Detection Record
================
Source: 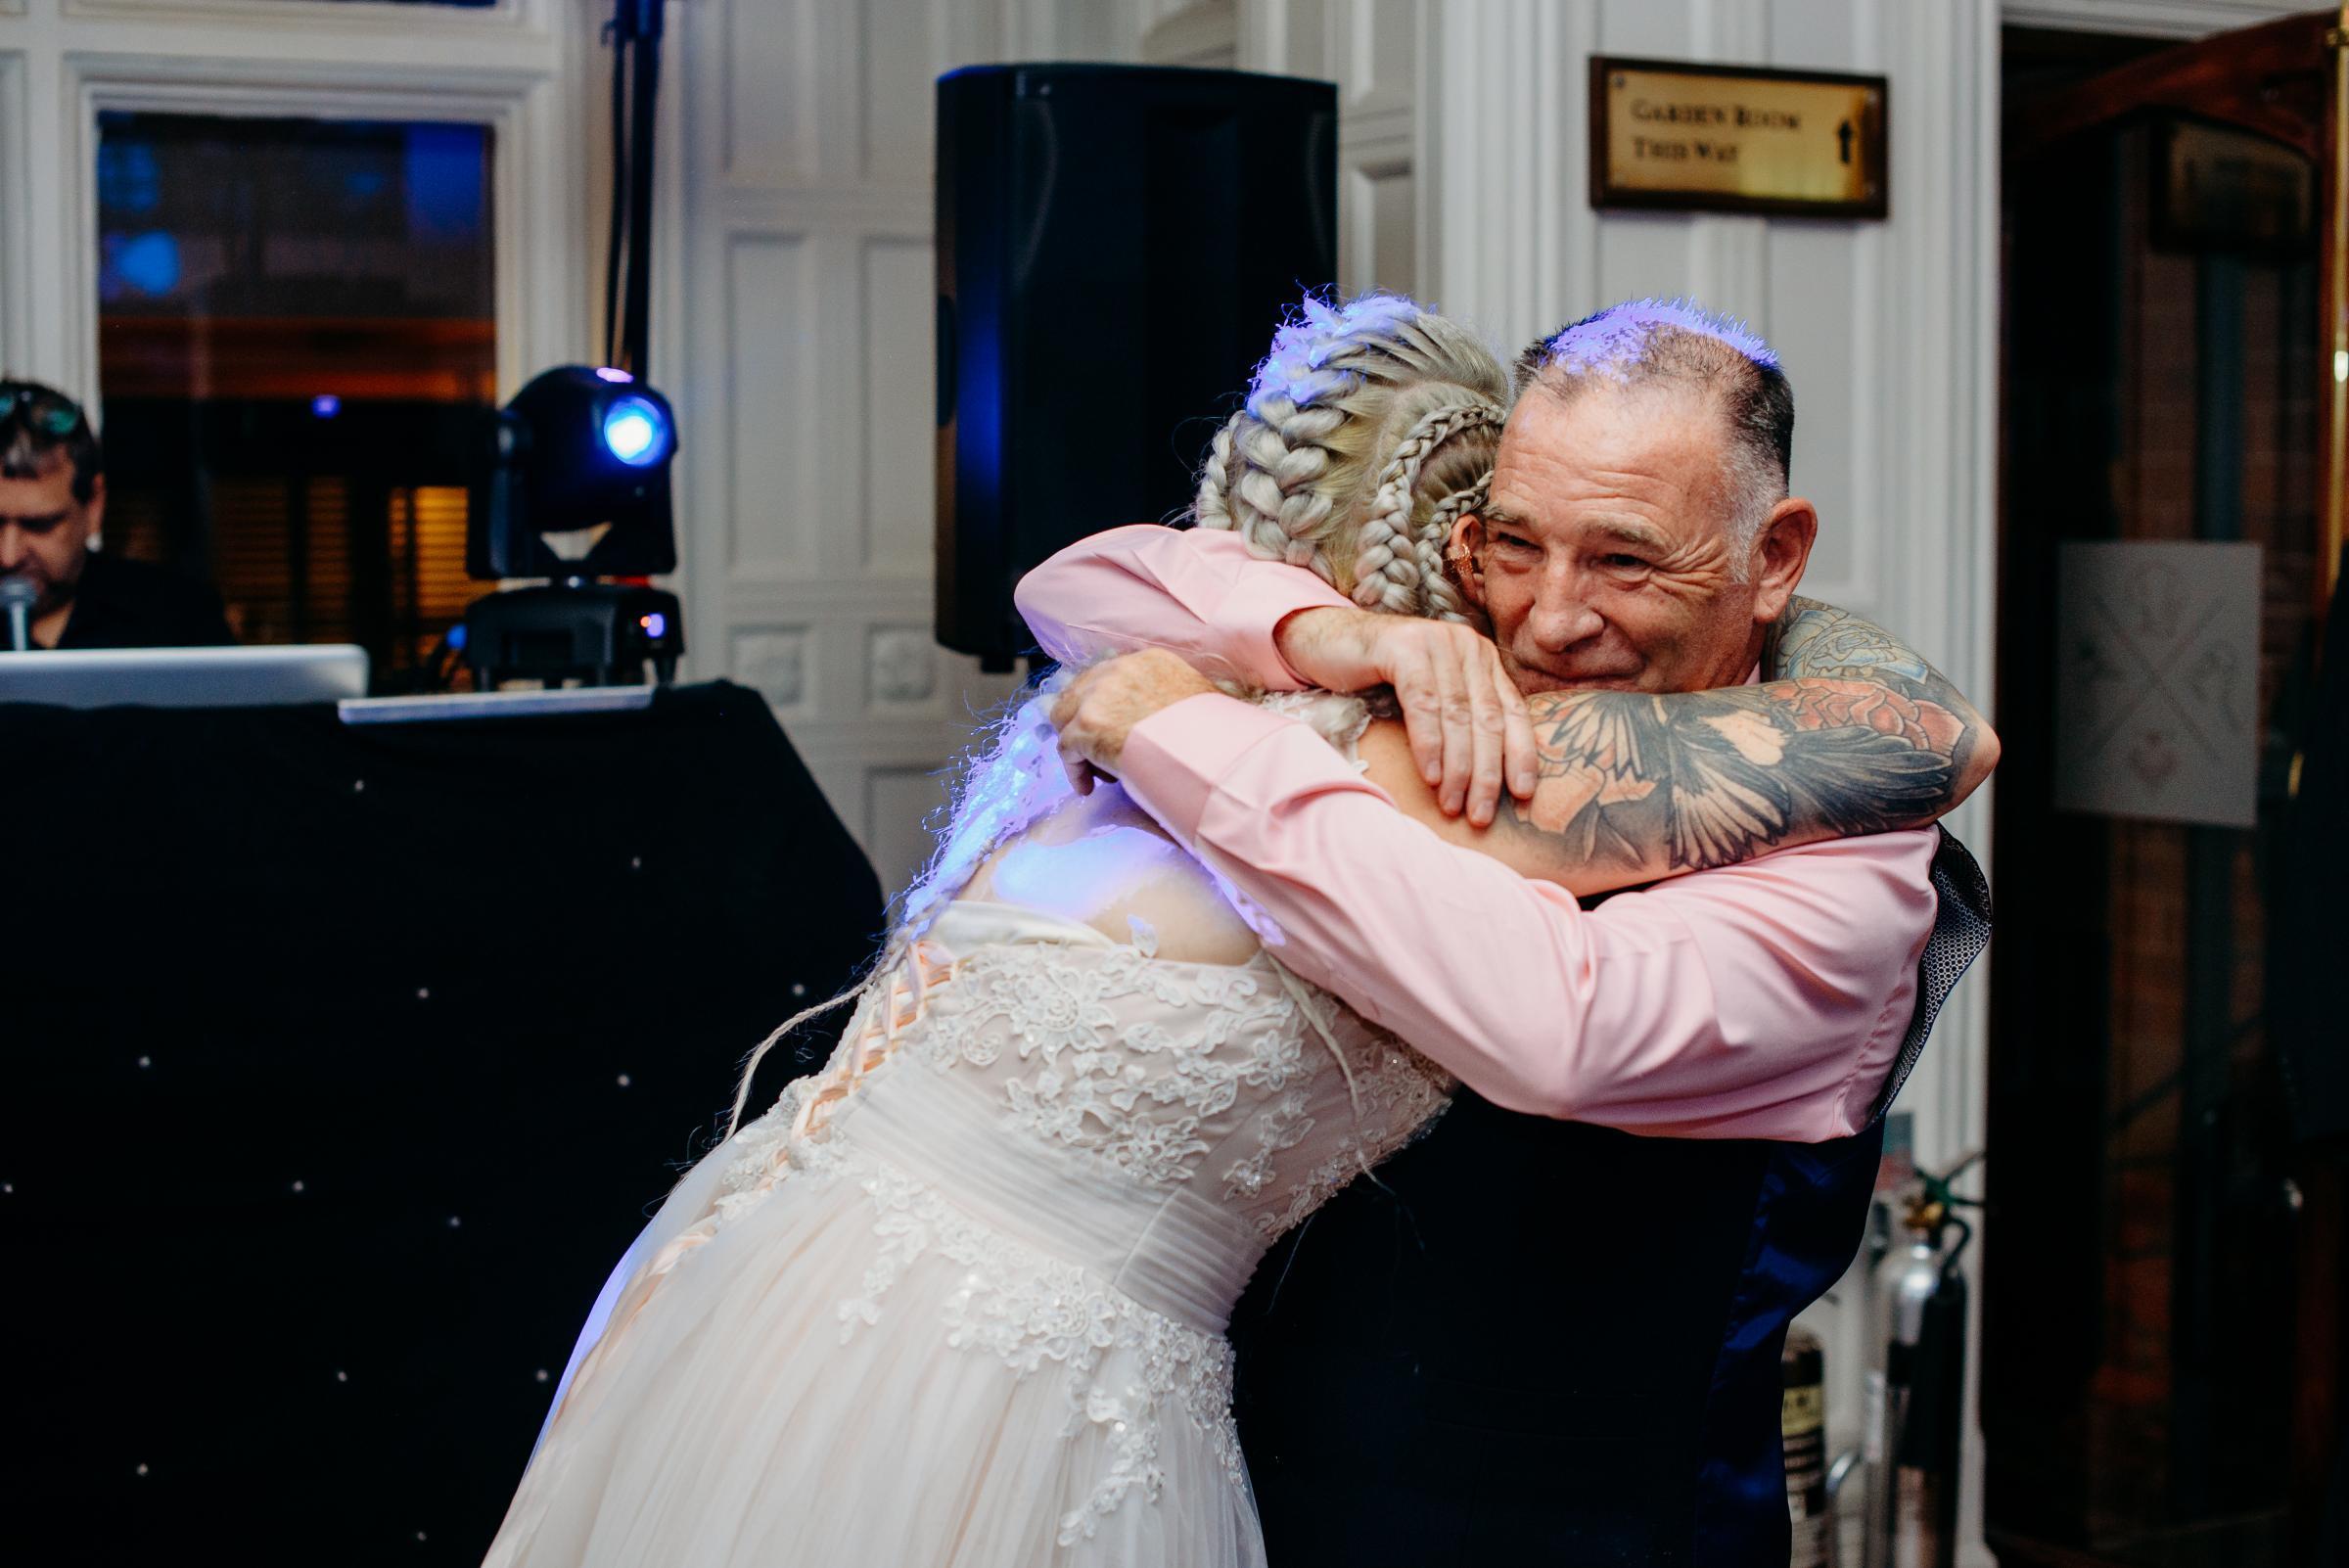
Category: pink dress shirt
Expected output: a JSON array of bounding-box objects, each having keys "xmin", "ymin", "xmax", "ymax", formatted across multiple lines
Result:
[{"xmin": 1014, "ymin": 525, "xmax": 1941, "ymax": 1143}]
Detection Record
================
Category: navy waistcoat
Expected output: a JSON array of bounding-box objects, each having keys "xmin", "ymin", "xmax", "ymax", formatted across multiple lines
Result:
[{"xmin": 1228, "ymin": 828, "xmax": 1991, "ymax": 1566}]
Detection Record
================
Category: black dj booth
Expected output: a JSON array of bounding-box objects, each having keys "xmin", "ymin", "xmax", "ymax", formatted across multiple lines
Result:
[{"xmin": 3, "ymin": 682, "xmax": 884, "ymax": 1563}]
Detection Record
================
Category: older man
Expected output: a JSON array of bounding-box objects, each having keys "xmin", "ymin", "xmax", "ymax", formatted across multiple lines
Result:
[{"xmin": 1023, "ymin": 301, "xmax": 1992, "ymax": 1565}]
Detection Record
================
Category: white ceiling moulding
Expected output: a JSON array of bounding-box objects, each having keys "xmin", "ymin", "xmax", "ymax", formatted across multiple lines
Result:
[
  {"xmin": 59, "ymin": 51, "xmax": 586, "ymax": 412},
  {"xmin": 1141, "ymin": 0, "xmax": 1238, "ymax": 69},
  {"xmin": 2001, "ymin": 0, "xmax": 2306, "ymax": 38},
  {"xmin": 61, "ymin": 0, "xmax": 550, "ymax": 36}
]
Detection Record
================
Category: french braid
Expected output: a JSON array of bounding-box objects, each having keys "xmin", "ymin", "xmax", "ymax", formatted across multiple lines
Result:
[
  {"xmin": 1192, "ymin": 293, "xmax": 1507, "ymax": 623},
  {"xmin": 1348, "ymin": 398, "xmax": 1503, "ymax": 616},
  {"xmin": 1415, "ymin": 471, "xmax": 1491, "ymax": 623}
]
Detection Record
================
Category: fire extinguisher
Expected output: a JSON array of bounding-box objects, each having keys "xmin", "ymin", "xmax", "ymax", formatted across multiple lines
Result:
[{"xmin": 1861, "ymin": 1154, "xmax": 1979, "ymax": 1568}]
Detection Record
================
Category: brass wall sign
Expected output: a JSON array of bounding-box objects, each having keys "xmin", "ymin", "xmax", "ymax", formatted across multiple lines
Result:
[{"xmin": 1589, "ymin": 57, "xmax": 1888, "ymax": 218}]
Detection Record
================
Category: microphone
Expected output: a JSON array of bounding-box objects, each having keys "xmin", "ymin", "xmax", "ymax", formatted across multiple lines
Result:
[{"xmin": 0, "ymin": 575, "xmax": 37, "ymax": 651}]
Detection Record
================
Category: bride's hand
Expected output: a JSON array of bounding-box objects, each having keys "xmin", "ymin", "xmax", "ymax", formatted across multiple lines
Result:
[
  {"xmin": 1275, "ymin": 606, "xmax": 1537, "ymax": 827},
  {"xmin": 1048, "ymin": 649, "xmax": 1221, "ymax": 795}
]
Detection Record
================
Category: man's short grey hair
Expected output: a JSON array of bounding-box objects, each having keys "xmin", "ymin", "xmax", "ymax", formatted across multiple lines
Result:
[{"xmin": 1512, "ymin": 299, "xmax": 1793, "ymax": 579}]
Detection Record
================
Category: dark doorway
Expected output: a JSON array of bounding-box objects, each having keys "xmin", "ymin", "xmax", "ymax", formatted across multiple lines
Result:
[{"xmin": 1992, "ymin": 16, "xmax": 2345, "ymax": 1567}]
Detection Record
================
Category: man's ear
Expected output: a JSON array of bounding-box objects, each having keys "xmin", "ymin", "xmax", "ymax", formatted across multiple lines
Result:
[
  {"xmin": 1750, "ymin": 495, "xmax": 1817, "ymax": 623},
  {"xmin": 1448, "ymin": 513, "xmax": 1489, "ymax": 612}
]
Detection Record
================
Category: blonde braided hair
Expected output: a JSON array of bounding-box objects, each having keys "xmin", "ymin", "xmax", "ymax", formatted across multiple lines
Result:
[
  {"xmin": 1192, "ymin": 293, "xmax": 1507, "ymax": 622},
  {"xmin": 1349, "ymin": 398, "xmax": 1502, "ymax": 615}
]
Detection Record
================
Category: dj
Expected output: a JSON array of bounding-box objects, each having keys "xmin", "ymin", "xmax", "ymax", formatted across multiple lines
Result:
[{"xmin": 0, "ymin": 379, "xmax": 233, "ymax": 651}]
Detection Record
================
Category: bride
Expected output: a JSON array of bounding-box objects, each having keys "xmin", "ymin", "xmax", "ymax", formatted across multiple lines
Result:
[{"xmin": 481, "ymin": 294, "xmax": 1991, "ymax": 1566}]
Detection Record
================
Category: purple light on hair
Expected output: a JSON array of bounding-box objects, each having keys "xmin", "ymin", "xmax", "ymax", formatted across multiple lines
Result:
[
  {"xmin": 1247, "ymin": 291, "xmax": 1426, "ymax": 414},
  {"xmin": 593, "ymin": 366, "xmax": 633, "ymax": 383},
  {"xmin": 1536, "ymin": 297, "xmax": 1779, "ymax": 382}
]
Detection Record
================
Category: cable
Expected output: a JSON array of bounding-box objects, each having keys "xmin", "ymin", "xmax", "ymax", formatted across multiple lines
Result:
[
  {"xmin": 601, "ymin": 0, "xmax": 667, "ymax": 378},
  {"xmin": 603, "ymin": 10, "xmax": 629, "ymax": 366},
  {"xmin": 622, "ymin": 0, "xmax": 664, "ymax": 376}
]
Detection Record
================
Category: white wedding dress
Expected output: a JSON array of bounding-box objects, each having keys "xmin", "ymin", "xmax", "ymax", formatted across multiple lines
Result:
[{"xmin": 483, "ymin": 700, "xmax": 1453, "ymax": 1567}]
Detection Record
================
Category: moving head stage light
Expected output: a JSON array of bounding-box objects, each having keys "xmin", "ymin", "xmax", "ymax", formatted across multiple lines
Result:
[
  {"xmin": 462, "ymin": 365, "xmax": 686, "ymax": 688},
  {"xmin": 459, "ymin": 3, "xmax": 679, "ymax": 691}
]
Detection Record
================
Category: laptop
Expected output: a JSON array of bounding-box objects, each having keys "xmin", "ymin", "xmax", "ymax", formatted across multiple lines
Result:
[{"xmin": 0, "ymin": 644, "xmax": 371, "ymax": 709}]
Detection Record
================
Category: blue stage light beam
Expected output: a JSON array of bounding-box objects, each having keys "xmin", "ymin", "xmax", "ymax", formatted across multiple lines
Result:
[{"xmin": 601, "ymin": 394, "xmax": 670, "ymax": 467}]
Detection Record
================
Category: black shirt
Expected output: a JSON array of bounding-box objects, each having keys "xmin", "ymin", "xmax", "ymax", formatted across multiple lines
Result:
[{"xmin": 54, "ymin": 550, "xmax": 235, "ymax": 650}]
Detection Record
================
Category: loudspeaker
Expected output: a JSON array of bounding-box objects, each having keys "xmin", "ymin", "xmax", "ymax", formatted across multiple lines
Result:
[{"xmin": 936, "ymin": 64, "xmax": 1338, "ymax": 669}]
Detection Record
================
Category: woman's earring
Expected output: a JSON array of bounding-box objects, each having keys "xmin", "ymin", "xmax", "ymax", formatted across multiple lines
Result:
[{"xmin": 1446, "ymin": 541, "xmax": 1479, "ymax": 593}]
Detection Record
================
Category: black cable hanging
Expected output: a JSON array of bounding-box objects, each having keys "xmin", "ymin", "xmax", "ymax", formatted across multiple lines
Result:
[
  {"xmin": 602, "ymin": 7, "xmax": 629, "ymax": 366},
  {"xmin": 604, "ymin": 0, "xmax": 668, "ymax": 377}
]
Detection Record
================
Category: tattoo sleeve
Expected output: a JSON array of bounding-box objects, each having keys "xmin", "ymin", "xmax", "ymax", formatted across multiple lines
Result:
[{"xmin": 1497, "ymin": 597, "xmax": 1995, "ymax": 883}]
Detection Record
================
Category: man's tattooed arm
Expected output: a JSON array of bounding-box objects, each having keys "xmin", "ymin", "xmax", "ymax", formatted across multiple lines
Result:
[{"xmin": 1489, "ymin": 598, "xmax": 1998, "ymax": 891}]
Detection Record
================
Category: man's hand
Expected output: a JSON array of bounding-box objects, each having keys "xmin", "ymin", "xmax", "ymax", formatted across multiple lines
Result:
[
  {"xmin": 1048, "ymin": 649, "xmax": 1221, "ymax": 795},
  {"xmin": 1276, "ymin": 606, "xmax": 1536, "ymax": 825}
]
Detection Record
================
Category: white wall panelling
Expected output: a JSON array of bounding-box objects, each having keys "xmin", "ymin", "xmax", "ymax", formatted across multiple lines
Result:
[
  {"xmin": 718, "ymin": 231, "xmax": 818, "ymax": 578},
  {"xmin": 860, "ymin": 236, "xmax": 939, "ymax": 576},
  {"xmin": 867, "ymin": 623, "xmax": 943, "ymax": 711},
  {"xmin": 1334, "ymin": 1, "xmax": 1420, "ymax": 295},
  {"xmin": 722, "ymin": 0, "xmax": 819, "ymax": 184},
  {"xmin": 1235, "ymin": 1, "xmax": 1422, "ymax": 295},
  {"xmin": 1141, "ymin": 0, "xmax": 1238, "ymax": 67},
  {"xmin": 731, "ymin": 625, "xmax": 812, "ymax": 714},
  {"xmin": 675, "ymin": 0, "xmax": 1068, "ymax": 899},
  {"xmin": 1346, "ymin": 155, "xmax": 1416, "ymax": 297},
  {"xmin": 863, "ymin": 760, "xmax": 959, "ymax": 915}
]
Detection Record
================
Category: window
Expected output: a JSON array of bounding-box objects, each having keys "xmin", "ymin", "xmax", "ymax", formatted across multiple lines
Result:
[{"xmin": 96, "ymin": 111, "xmax": 494, "ymax": 689}]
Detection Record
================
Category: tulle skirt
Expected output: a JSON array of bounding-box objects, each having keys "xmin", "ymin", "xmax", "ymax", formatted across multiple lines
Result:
[{"xmin": 480, "ymin": 1081, "xmax": 1267, "ymax": 1568}]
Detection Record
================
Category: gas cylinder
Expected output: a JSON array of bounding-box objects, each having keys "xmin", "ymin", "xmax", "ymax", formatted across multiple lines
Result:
[{"xmin": 1861, "ymin": 1189, "xmax": 1969, "ymax": 1568}]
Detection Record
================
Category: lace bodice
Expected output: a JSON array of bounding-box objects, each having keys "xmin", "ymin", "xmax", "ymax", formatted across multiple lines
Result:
[
  {"xmin": 886, "ymin": 901, "xmax": 1449, "ymax": 1238},
  {"xmin": 785, "ymin": 683, "xmax": 1450, "ymax": 1264},
  {"xmin": 642, "ymin": 693, "xmax": 1449, "ymax": 1545},
  {"xmin": 718, "ymin": 901, "xmax": 1451, "ymax": 1276}
]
